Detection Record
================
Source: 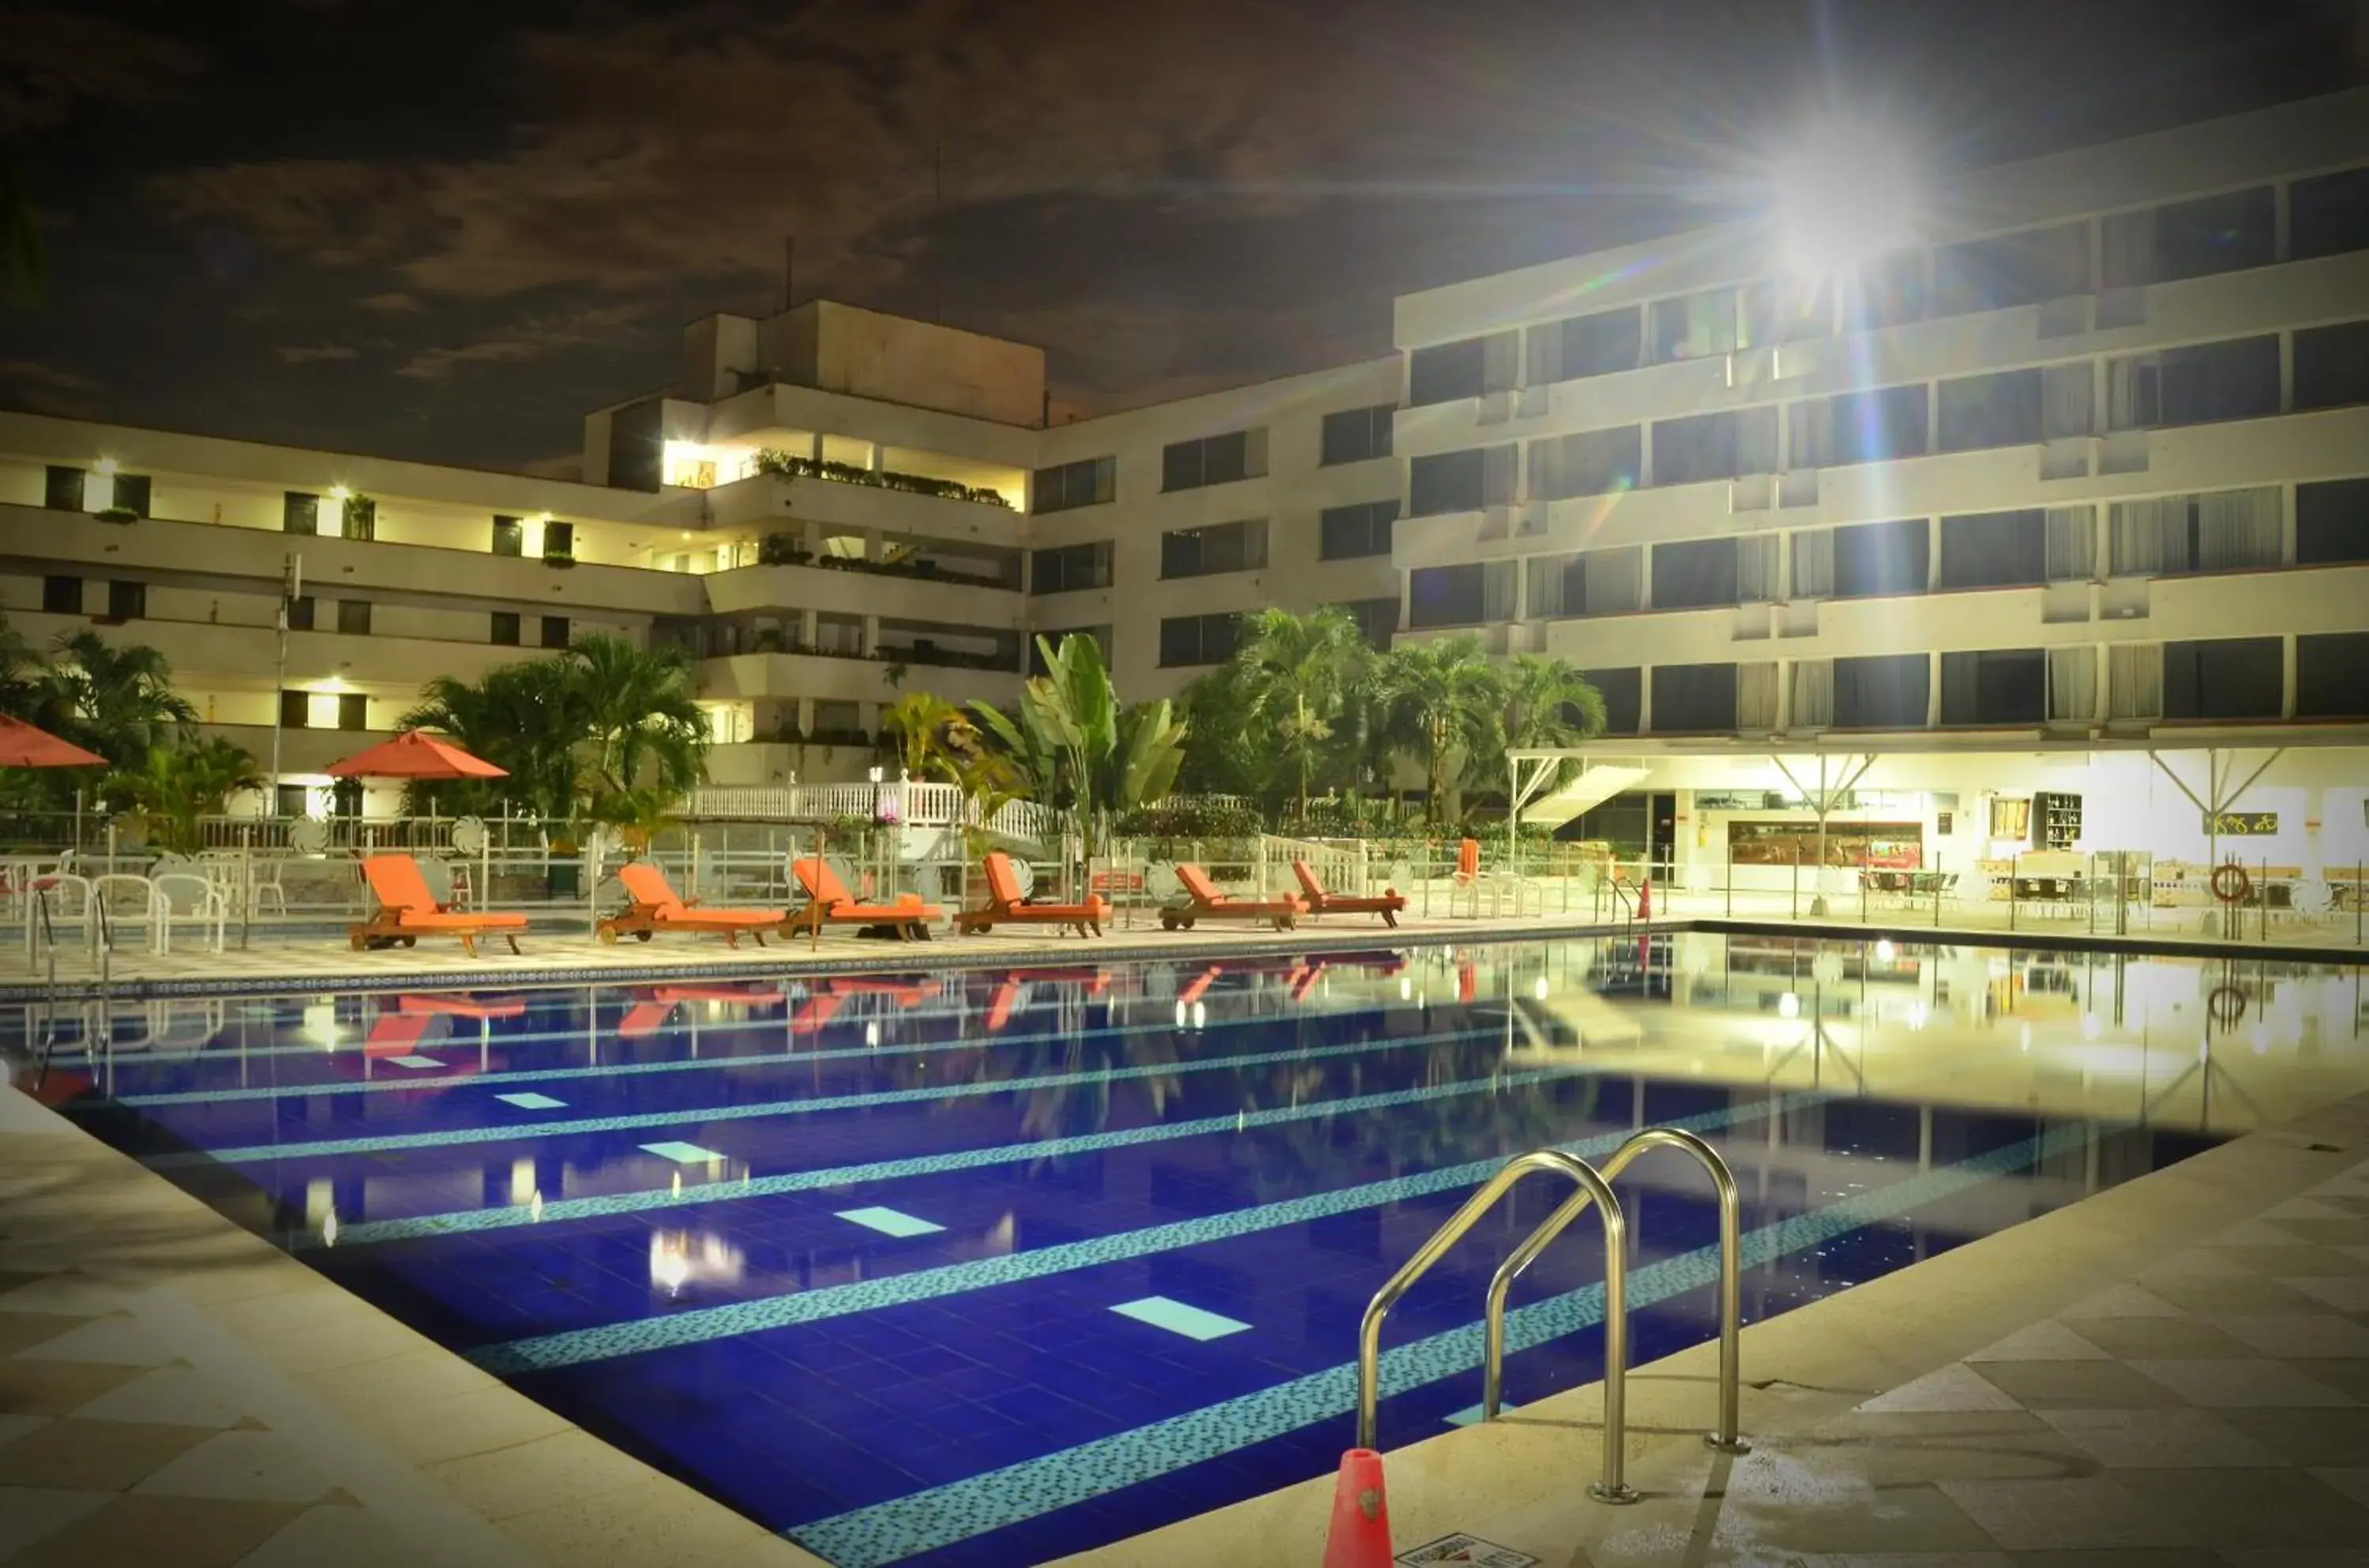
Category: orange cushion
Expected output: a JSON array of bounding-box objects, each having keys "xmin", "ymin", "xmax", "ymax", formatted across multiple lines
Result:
[
  {"xmin": 659, "ymin": 907, "xmax": 784, "ymax": 928},
  {"xmin": 397, "ymin": 910, "xmax": 527, "ymax": 930}
]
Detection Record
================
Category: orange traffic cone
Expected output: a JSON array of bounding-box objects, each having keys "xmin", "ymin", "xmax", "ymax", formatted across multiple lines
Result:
[{"xmin": 1322, "ymin": 1448, "xmax": 1391, "ymax": 1568}]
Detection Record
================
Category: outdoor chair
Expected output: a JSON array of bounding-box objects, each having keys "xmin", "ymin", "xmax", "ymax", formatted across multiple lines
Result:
[
  {"xmin": 350, "ymin": 853, "xmax": 526, "ymax": 957},
  {"xmin": 1160, "ymin": 863, "xmax": 1305, "ymax": 931},
  {"xmin": 955, "ymin": 852, "xmax": 1105, "ymax": 937},
  {"xmin": 1289, "ymin": 859, "xmax": 1405, "ymax": 926},
  {"xmin": 787, "ymin": 857, "xmax": 941, "ymax": 940},
  {"xmin": 599, "ymin": 861, "xmax": 787, "ymax": 947}
]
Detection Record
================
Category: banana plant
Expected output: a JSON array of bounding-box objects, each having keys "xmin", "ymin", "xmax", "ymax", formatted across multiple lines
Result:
[{"xmin": 971, "ymin": 632, "xmax": 1185, "ymax": 868}]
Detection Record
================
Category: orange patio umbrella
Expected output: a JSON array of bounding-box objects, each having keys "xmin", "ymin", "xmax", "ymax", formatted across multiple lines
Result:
[
  {"xmin": 325, "ymin": 730, "xmax": 506, "ymax": 779},
  {"xmin": 0, "ymin": 714, "xmax": 106, "ymax": 769}
]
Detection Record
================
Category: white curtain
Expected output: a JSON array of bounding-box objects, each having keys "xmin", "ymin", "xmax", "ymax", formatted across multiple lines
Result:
[
  {"xmin": 1481, "ymin": 561, "xmax": 1519, "ymax": 622},
  {"xmin": 2047, "ymin": 646, "xmax": 2097, "ymax": 722},
  {"xmin": 2042, "ymin": 362, "xmax": 2095, "ymax": 439},
  {"xmin": 2105, "ymin": 354, "xmax": 2158, "ymax": 432},
  {"xmin": 2110, "ymin": 496, "xmax": 2176, "ymax": 575},
  {"xmin": 1584, "ymin": 546, "xmax": 1642, "ymax": 614},
  {"xmin": 1789, "ymin": 658, "xmax": 1834, "ymax": 728},
  {"xmin": 1738, "ymin": 662, "xmax": 1780, "ymax": 730},
  {"xmin": 2197, "ymin": 486, "xmax": 2281, "ymax": 570},
  {"xmin": 2102, "ymin": 208, "xmax": 2154, "ymax": 289},
  {"xmin": 2046, "ymin": 505, "xmax": 2097, "ymax": 580},
  {"xmin": 2107, "ymin": 642, "xmax": 2164, "ymax": 720},
  {"xmin": 1736, "ymin": 535, "xmax": 1778, "ymax": 602},
  {"xmin": 1790, "ymin": 527, "xmax": 1834, "ymax": 597},
  {"xmin": 1525, "ymin": 552, "xmax": 1575, "ymax": 618}
]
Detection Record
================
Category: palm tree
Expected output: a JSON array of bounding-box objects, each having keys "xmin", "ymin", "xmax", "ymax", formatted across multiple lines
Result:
[
  {"xmin": 1235, "ymin": 606, "xmax": 1370, "ymax": 819},
  {"xmin": 566, "ymin": 635, "xmax": 707, "ymax": 798},
  {"xmin": 107, "ymin": 738, "xmax": 262, "ymax": 853},
  {"xmin": 1500, "ymin": 654, "xmax": 1608, "ymax": 792},
  {"xmin": 402, "ymin": 658, "xmax": 581, "ymax": 821},
  {"xmin": 972, "ymin": 633, "xmax": 1185, "ymax": 866},
  {"xmin": 1377, "ymin": 635, "xmax": 1507, "ymax": 827},
  {"xmin": 0, "ymin": 611, "xmax": 42, "ymax": 719},
  {"xmin": 1173, "ymin": 662, "xmax": 1272, "ymax": 800},
  {"xmin": 40, "ymin": 630, "xmax": 196, "ymax": 771},
  {"xmin": 880, "ymin": 691, "xmax": 967, "ymax": 782}
]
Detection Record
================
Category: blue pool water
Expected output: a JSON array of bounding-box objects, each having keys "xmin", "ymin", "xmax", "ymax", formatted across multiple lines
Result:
[{"xmin": 19, "ymin": 932, "xmax": 2326, "ymax": 1566}]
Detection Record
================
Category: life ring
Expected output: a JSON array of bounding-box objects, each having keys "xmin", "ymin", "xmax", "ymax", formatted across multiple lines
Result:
[
  {"xmin": 2209, "ymin": 863, "xmax": 2251, "ymax": 906},
  {"xmin": 2207, "ymin": 985, "xmax": 2248, "ymax": 1026}
]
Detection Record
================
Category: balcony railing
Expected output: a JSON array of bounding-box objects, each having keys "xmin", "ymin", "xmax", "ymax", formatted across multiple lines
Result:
[
  {"xmin": 755, "ymin": 450, "xmax": 1012, "ymax": 508},
  {"xmin": 754, "ymin": 536, "xmax": 1019, "ymax": 591}
]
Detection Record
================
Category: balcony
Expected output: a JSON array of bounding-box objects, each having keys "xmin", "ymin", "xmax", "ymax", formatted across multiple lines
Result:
[
  {"xmin": 696, "ymin": 647, "xmax": 1023, "ymax": 708},
  {"xmin": 701, "ymin": 471, "xmax": 1025, "ymax": 546},
  {"xmin": 704, "ymin": 557, "xmax": 1022, "ymax": 627},
  {"xmin": 9, "ymin": 610, "xmax": 550, "ymax": 693},
  {"xmin": 198, "ymin": 722, "xmax": 393, "ymax": 775}
]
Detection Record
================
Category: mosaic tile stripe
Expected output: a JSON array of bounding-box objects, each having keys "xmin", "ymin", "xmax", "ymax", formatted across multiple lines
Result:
[
  {"xmin": 318, "ymin": 1056, "xmax": 1599, "ymax": 1249},
  {"xmin": 110, "ymin": 999, "xmax": 1360, "ymax": 1105},
  {"xmin": 463, "ymin": 1091, "xmax": 1825, "ymax": 1374},
  {"xmin": 157, "ymin": 1025, "xmax": 1526, "ymax": 1168},
  {"xmin": 787, "ymin": 1121, "xmax": 2103, "ymax": 1568}
]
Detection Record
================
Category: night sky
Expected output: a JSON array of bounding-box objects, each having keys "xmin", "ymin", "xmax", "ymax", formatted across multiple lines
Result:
[{"xmin": 5, "ymin": 0, "xmax": 2367, "ymax": 475}]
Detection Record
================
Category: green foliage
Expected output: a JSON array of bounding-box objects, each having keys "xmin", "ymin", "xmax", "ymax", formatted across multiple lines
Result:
[
  {"xmin": 1111, "ymin": 798, "xmax": 1263, "ymax": 838},
  {"xmin": 753, "ymin": 448, "xmax": 1012, "ymax": 508},
  {"xmin": 969, "ymin": 633, "xmax": 1186, "ymax": 858},
  {"xmin": 880, "ymin": 692, "xmax": 968, "ymax": 782},
  {"xmin": 36, "ymin": 629, "xmax": 197, "ymax": 774},
  {"xmin": 107, "ymin": 738, "xmax": 261, "ymax": 853},
  {"xmin": 587, "ymin": 783, "xmax": 679, "ymax": 852},
  {"xmin": 1498, "ymin": 652, "xmax": 1609, "ymax": 792}
]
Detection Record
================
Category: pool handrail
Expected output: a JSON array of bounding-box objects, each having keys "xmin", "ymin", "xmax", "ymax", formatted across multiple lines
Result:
[
  {"xmin": 1354, "ymin": 1148, "xmax": 1639, "ymax": 1502},
  {"xmin": 1481, "ymin": 1127, "xmax": 1749, "ymax": 1455}
]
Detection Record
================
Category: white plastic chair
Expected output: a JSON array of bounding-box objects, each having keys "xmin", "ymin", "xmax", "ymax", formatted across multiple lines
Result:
[
  {"xmin": 91, "ymin": 873, "xmax": 168, "ymax": 956},
  {"xmin": 155, "ymin": 872, "xmax": 229, "ymax": 955}
]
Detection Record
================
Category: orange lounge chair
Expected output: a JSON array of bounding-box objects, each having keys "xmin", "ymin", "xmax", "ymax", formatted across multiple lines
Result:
[
  {"xmin": 599, "ymin": 862, "xmax": 787, "ymax": 948},
  {"xmin": 955, "ymin": 853, "xmax": 1106, "ymax": 937},
  {"xmin": 1160, "ymin": 863, "xmax": 1305, "ymax": 932},
  {"xmin": 1290, "ymin": 859, "xmax": 1406, "ymax": 927},
  {"xmin": 350, "ymin": 854, "xmax": 527, "ymax": 957},
  {"xmin": 788, "ymin": 857, "xmax": 941, "ymax": 941}
]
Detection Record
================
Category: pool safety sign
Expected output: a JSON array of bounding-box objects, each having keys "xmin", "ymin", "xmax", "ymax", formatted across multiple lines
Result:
[{"xmin": 1395, "ymin": 1534, "xmax": 1539, "ymax": 1568}]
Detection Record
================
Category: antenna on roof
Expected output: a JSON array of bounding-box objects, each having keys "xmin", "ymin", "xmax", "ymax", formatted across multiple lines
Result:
[
  {"xmin": 933, "ymin": 140, "xmax": 944, "ymax": 323},
  {"xmin": 782, "ymin": 235, "xmax": 795, "ymax": 313}
]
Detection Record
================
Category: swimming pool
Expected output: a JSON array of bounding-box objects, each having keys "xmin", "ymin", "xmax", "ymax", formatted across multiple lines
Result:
[{"xmin": 20, "ymin": 932, "xmax": 2367, "ymax": 1566}]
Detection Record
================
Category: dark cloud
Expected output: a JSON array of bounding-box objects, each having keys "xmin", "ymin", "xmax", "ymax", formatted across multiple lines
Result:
[{"xmin": 0, "ymin": 359, "xmax": 100, "ymax": 418}]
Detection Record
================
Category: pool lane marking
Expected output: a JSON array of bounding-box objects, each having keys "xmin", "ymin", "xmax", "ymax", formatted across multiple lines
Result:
[
  {"xmin": 785, "ymin": 1121, "xmax": 2104, "ymax": 1568},
  {"xmin": 317, "ymin": 1059, "xmax": 1610, "ymax": 1249},
  {"xmin": 460, "ymin": 1091, "xmax": 1825, "ymax": 1374},
  {"xmin": 1112, "ymin": 1297, "xmax": 1250, "ymax": 1341},
  {"xmin": 108, "ymin": 1000, "xmax": 1360, "ymax": 1105},
  {"xmin": 153, "ymin": 1024, "xmax": 1538, "ymax": 1168}
]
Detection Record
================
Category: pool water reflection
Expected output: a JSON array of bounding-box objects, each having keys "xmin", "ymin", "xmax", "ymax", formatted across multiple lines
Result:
[{"xmin": 19, "ymin": 933, "xmax": 2368, "ymax": 1567}]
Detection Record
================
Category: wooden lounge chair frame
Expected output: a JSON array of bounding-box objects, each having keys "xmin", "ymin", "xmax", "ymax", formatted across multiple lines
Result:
[
  {"xmin": 349, "ymin": 853, "xmax": 526, "ymax": 958},
  {"xmin": 599, "ymin": 861, "xmax": 787, "ymax": 947},
  {"xmin": 1160, "ymin": 863, "xmax": 1305, "ymax": 932},
  {"xmin": 955, "ymin": 853, "xmax": 1106, "ymax": 937},
  {"xmin": 1290, "ymin": 859, "xmax": 1405, "ymax": 927},
  {"xmin": 788, "ymin": 857, "xmax": 941, "ymax": 940}
]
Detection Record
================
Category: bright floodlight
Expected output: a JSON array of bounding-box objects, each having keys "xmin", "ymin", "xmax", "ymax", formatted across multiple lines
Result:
[{"xmin": 1771, "ymin": 116, "xmax": 1920, "ymax": 280}]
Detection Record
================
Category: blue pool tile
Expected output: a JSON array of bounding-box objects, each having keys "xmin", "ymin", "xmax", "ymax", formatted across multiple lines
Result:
[
  {"xmin": 640, "ymin": 1140, "xmax": 725, "ymax": 1163},
  {"xmin": 1109, "ymin": 1296, "xmax": 1251, "ymax": 1342},
  {"xmin": 837, "ymin": 1206, "xmax": 946, "ymax": 1239},
  {"xmin": 495, "ymin": 1092, "xmax": 569, "ymax": 1110}
]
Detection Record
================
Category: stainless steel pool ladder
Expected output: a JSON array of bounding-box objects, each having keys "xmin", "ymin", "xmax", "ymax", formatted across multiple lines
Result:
[{"xmin": 1354, "ymin": 1129, "xmax": 1748, "ymax": 1505}]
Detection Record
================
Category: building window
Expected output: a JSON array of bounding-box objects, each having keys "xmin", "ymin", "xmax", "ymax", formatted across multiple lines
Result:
[
  {"xmin": 490, "ymin": 612, "xmax": 520, "ymax": 646},
  {"xmin": 1650, "ymin": 538, "xmax": 1740, "ymax": 608},
  {"xmin": 1650, "ymin": 662, "xmax": 1737, "ymax": 733},
  {"xmin": 2297, "ymin": 477, "xmax": 2369, "ymax": 565},
  {"xmin": 1740, "ymin": 277, "xmax": 1831, "ymax": 346},
  {"xmin": 2291, "ymin": 167, "xmax": 2369, "ymax": 261},
  {"xmin": 1033, "ymin": 456, "xmax": 1117, "ymax": 513},
  {"xmin": 1409, "ymin": 336, "xmax": 1513, "ymax": 405},
  {"xmin": 2297, "ymin": 632, "xmax": 2369, "ymax": 718},
  {"xmin": 1844, "ymin": 249, "xmax": 1930, "ymax": 330},
  {"xmin": 1940, "ymin": 648, "xmax": 2045, "ymax": 726},
  {"xmin": 1161, "ymin": 430, "xmax": 1262, "ymax": 491},
  {"xmin": 2293, "ymin": 319, "xmax": 2369, "ymax": 412},
  {"xmin": 106, "ymin": 580, "xmax": 145, "ymax": 621},
  {"xmin": 107, "ymin": 474, "xmax": 151, "ymax": 517},
  {"xmin": 1937, "ymin": 368, "xmax": 2044, "ymax": 452},
  {"xmin": 1031, "ymin": 626, "xmax": 1112, "ymax": 675},
  {"xmin": 1157, "ymin": 612, "xmax": 1241, "ymax": 668},
  {"xmin": 2106, "ymin": 336, "xmax": 2280, "ymax": 429},
  {"xmin": 1584, "ymin": 667, "xmax": 1642, "ymax": 734},
  {"xmin": 287, "ymin": 595, "xmax": 315, "ymax": 632},
  {"xmin": 283, "ymin": 492, "xmax": 320, "ymax": 535},
  {"xmin": 1318, "ymin": 501, "xmax": 1398, "ymax": 561},
  {"xmin": 1337, "ymin": 598, "xmax": 1398, "ymax": 649},
  {"xmin": 340, "ymin": 495, "xmax": 375, "ymax": 541},
  {"xmin": 338, "ymin": 693, "xmax": 370, "ymax": 731},
  {"xmin": 1320, "ymin": 405, "xmax": 1395, "ymax": 466},
  {"xmin": 43, "ymin": 466, "xmax": 86, "ymax": 512},
  {"xmin": 1030, "ymin": 541, "xmax": 1113, "ymax": 595},
  {"xmin": 1803, "ymin": 518, "xmax": 1928, "ymax": 599},
  {"xmin": 40, "ymin": 576, "xmax": 80, "ymax": 614},
  {"xmin": 2164, "ymin": 636, "xmax": 2282, "ymax": 720},
  {"xmin": 1407, "ymin": 561, "xmax": 1515, "ymax": 628},
  {"xmin": 542, "ymin": 615, "xmax": 570, "ymax": 649},
  {"xmin": 1793, "ymin": 384, "xmax": 1929, "ymax": 467},
  {"xmin": 279, "ymin": 690, "xmax": 310, "ymax": 730},
  {"xmin": 1526, "ymin": 546, "xmax": 1642, "ymax": 618},
  {"xmin": 492, "ymin": 516, "xmax": 524, "ymax": 556},
  {"xmin": 337, "ymin": 600, "xmax": 372, "ymax": 636},
  {"xmin": 1160, "ymin": 520, "xmax": 1267, "ymax": 579},
  {"xmin": 1408, "ymin": 445, "xmax": 1515, "ymax": 516},
  {"xmin": 1933, "ymin": 222, "xmax": 2088, "ymax": 315},
  {"xmin": 1648, "ymin": 288, "xmax": 1740, "ymax": 363},
  {"xmin": 1528, "ymin": 427, "xmax": 1640, "ymax": 501},
  {"xmin": 1834, "ymin": 652, "xmax": 1929, "ymax": 729},
  {"xmin": 1650, "ymin": 407, "xmax": 1776, "ymax": 486},
  {"xmin": 2108, "ymin": 186, "xmax": 2277, "ymax": 286},
  {"xmin": 1939, "ymin": 509, "xmax": 2047, "ymax": 590},
  {"xmin": 1525, "ymin": 306, "xmax": 1643, "ymax": 384},
  {"xmin": 2108, "ymin": 487, "xmax": 2281, "ymax": 575},
  {"xmin": 543, "ymin": 521, "xmax": 575, "ymax": 561}
]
